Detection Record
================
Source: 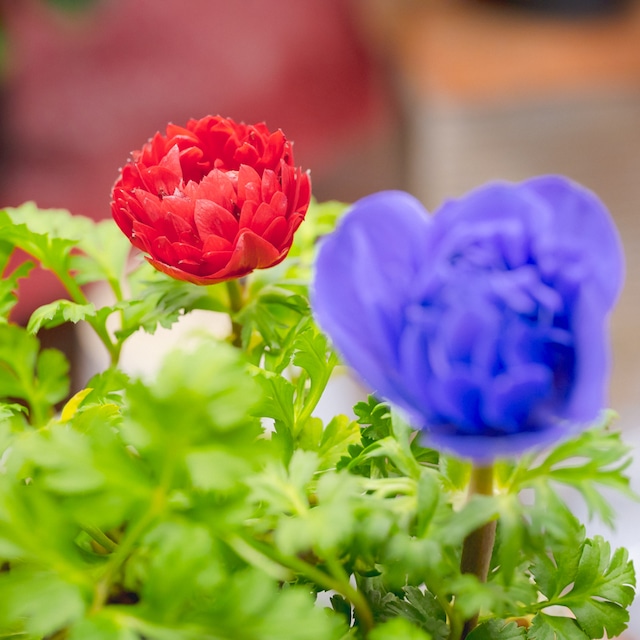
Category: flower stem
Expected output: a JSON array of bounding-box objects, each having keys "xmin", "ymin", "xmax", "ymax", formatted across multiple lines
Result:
[
  {"xmin": 226, "ymin": 279, "xmax": 245, "ymax": 348},
  {"xmin": 57, "ymin": 269, "xmax": 121, "ymax": 365},
  {"xmin": 460, "ymin": 464, "xmax": 496, "ymax": 639},
  {"xmin": 230, "ymin": 534, "xmax": 375, "ymax": 637}
]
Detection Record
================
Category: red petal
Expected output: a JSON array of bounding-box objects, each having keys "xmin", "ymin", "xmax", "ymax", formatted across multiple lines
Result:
[
  {"xmin": 194, "ymin": 199, "xmax": 239, "ymax": 241},
  {"xmin": 140, "ymin": 165, "xmax": 181, "ymax": 196},
  {"xmin": 224, "ymin": 228, "xmax": 280, "ymax": 275},
  {"xmin": 133, "ymin": 191, "xmax": 164, "ymax": 225},
  {"xmin": 270, "ymin": 191, "xmax": 288, "ymax": 217},
  {"xmin": 131, "ymin": 220, "xmax": 158, "ymax": 252},
  {"xmin": 195, "ymin": 169, "xmax": 237, "ymax": 210},
  {"xmin": 201, "ymin": 250, "xmax": 233, "ymax": 274},
  {"xmin": 261, "ymin": 169, "xmax": 278, "ymax": 203},
  {"xmin": 202, "ymin": 234, "xmax": 234, "ymax": 252},
  {"xmin": 248, "ymin": 202, "xmax": 276, "ymax": 236},
  {"xmin": 262, "ymin": 130, "xmax": 287, "ymax": 170},
  {"xmin": 277, "ymin": 213, "xmax": 305, "ymax": 248},
  {"xmin": 237, "ymin": 165, "xmax": 262, "ymax": 203},
  {"xmin": 234, "ymin": 140, "xmax": 260, "ymax": 167},
  {"xmin": 150, "ymin": 235, "xmax": 176, "ymax": 265},
  {"xmin": 161, "ymin": 194, "xmax": 195, "ymax": 226},
  {"xmin": 262, "ymin": 216, "xmax": 288, "ymax": 248},
  {"xmin": 150, "ymin": 237, "xmax": 202, "ymax": 274},
  {"xmin": 237, "ymin": 200, "xmax": 258, "ymax": 230},
  {"xmin": 145, "ymin": 257, "xmax": 210, "ymax": 285}
]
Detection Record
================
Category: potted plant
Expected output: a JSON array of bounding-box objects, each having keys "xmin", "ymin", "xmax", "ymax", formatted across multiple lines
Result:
[{"xmin": 0, "ymin": 115, "xmax": 635, "ymax": 639}]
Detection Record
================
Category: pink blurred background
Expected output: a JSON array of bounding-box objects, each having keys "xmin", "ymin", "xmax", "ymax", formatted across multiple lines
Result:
[
  {"xmin": 1, "ymin": 7, "xmax": 640, "ymax": 625},
  {"xmin": 0, "ymin": 0, "xmax": 401, "ymax": 320}
]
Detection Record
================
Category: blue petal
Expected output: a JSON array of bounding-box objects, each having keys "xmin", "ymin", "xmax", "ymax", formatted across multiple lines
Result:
[
  {"xmin": 311, "ymin": 191, "xmax": 431, "ymax": 407},
  {"xmin": 524, "ymin": 175, "xmax": 624, "ymax": 308}
]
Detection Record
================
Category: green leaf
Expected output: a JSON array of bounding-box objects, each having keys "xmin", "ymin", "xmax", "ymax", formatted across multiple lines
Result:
[
  {"xmin": 19, "ymin": 424, "xmax": 106, "ymax": 494},
  {"xmin": 530, "ymin": 535, "xmax": 635, "ymax": 639},
  {"xmin": 69, "ymin": 615, "xmax": 140, "ymax": 640},
  {"xmin": 70, "ymin": 218, "xmax": 131, "ymax": 286},
  {"xmin": 0, "ymin": 258, "xmax": 34, "ymax": 323},
  {"xmin": 565, "ymin": 537, "xmax": 635, "ymax": 638},
  {"xmin": 27, "ymin": 300, "xmax": 96, "ymax": 334},
  {"xmin": 36, "ymin": 347, "xmax": 70, "ymax": 406},
  {"xmin": 415, "ymin": 470, "xmax": 442, "ymax": 538},
  {"xmin": 513, "ymin": 423, "xmax": 636, "ymax": 526},
  {"xmin": 236, "ymin": 283, "xmax": 311, "ymax": 369},
  {"xmin": 435, "ymin": 495, "xmax": 499, "ymax": 547},
  {"xmin": 467, "ymin": 619, "xmax": 526, "ymax": 640},
  {"xmin": 253, "ymin": 371, "xmax": 296, "ymax": 434},
  {"xmin": 495, "ymin": 494, "xmax": 526, "ymax": 584},
  {"xmin": 530, "ymin": 519, "xmax": 584, "ymax": 602},
  {"xmin": 0, "ymin": 324, "xmax": 69, "ymax": 425},
  {"xmin": 185, "ymin": 447, "xmax": 254, "ymax": 492},
  {"xmin": 0, "ymin": 569, "xmax": 86, "ymax": 636},
  {"xmin": 0, "ymin": 204, "xmax": 89, "ymax": 277},
  {"xmin": 369, "ymin": 617, "xmax": 432, "ymax": 640},
  {"xmin": 528, "ymin": 613, "xmax": 589, "ymax": 640},
  {"xmin": 316, "ymin": 414, "xmax": 361, "ymax": 470},
  {"xmin": 379, "ymin": 586, "xmax": 448, "ymax": 640}
]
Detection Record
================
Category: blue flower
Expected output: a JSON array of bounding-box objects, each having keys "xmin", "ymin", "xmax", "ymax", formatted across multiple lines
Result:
[{"xmin": 311, "ymin": 177, "xmax": 624, "ymax": 461}]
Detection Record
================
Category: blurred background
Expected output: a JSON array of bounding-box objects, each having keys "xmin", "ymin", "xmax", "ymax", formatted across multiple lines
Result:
[{"xmin": 1, "ymin": 0, "xmax": 639, "ymax": 630}]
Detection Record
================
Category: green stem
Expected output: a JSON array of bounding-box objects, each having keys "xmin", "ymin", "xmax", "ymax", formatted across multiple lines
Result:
[
  {"xmin": 325, "ymin": 555, "xmax": 375, "ymax": 636},
  {"xmin": 91, "ymin": 450, "xmax": 177, "ymax": 612},
  {"xmin": 226, "ymin": 279, "xmax": 245, "ymax": 348},
  {"xmin": 57, "ymin": 269, "xmax": 121, "ymax": 366},
  {"xmin": 459, "ymin": 464, "xmax": 497, "ymax": 639},
  {"xmin": 232, "ymin": 534, "xmax": 374, "ymax": 637},
  {"xmin": 81, "ymin": 524, "xmax": 118, "ymax": 554}
]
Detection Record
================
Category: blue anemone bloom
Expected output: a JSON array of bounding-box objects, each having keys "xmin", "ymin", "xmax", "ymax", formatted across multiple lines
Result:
[{"xmin": 311, "ymin": 176, "xmax": 624, "ymax": 461}]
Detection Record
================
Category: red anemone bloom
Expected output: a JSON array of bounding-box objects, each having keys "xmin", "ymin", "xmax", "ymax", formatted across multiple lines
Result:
[{"xmin": 111, "ymin": 115, "xmax": 311, "ymax": 284}]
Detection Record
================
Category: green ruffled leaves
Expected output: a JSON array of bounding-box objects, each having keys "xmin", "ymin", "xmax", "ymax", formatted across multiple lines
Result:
[{"xmin": 530, "ymin": 535, "xmax": 636, "ymax": 639}]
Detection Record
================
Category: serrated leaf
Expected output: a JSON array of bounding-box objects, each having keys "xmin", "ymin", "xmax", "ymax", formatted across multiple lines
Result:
[
  {"xmin": 532, "ymin": 535, "xmax": 636, "ymax": 639},
  {"xmin": 467, "ymin": 619, "xmax": 526, "ymax": 640},
  {"xmin": 380, "ymin": 586, "xmax": 449, "ymax": 640},
  {"xmin": 563, "ymin": 537, "xmax": 636, "ymax": 638},
  {"xmin": 235, "ymin": 280, "xmax": 311, "ymax": 370},
  {"xmin": 514, "ymin": 425, "xmax": 636, "ymax": 527},
  {"xmin": 317, "ymin": 414, "xmax": 361, "ymax": 469},
  {"xmin": 27, "ymin": 299, "xmax": 96, "ymax": 334},
  {"xmin": 253, "ymin": 371, "xmax": 296, "ymax": 432},
  {"xmin": 529, "ymin": 613, "xmax": 589, "ymax": 640}
]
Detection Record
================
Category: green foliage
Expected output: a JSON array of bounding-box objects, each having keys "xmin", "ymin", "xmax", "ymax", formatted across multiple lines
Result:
[{"xmin": 0, "ymin": 201, "xmax": 634, "ymax": 640}]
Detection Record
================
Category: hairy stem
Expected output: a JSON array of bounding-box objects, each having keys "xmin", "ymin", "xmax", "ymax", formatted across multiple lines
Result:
[{"xmin": 460, "ymin": 464, "xmax": 496, "ymax": 639}]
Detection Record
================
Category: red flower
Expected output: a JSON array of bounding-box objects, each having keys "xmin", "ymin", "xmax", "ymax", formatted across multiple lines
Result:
[{"xmin": 111, "ymin": 116, "xmax": 311, "ymax": 284}]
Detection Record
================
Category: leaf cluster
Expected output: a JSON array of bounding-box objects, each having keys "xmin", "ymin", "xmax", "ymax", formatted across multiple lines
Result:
[{"xmin": 0, "ymin": 202, "xmax": 634, "ymax": 640}]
